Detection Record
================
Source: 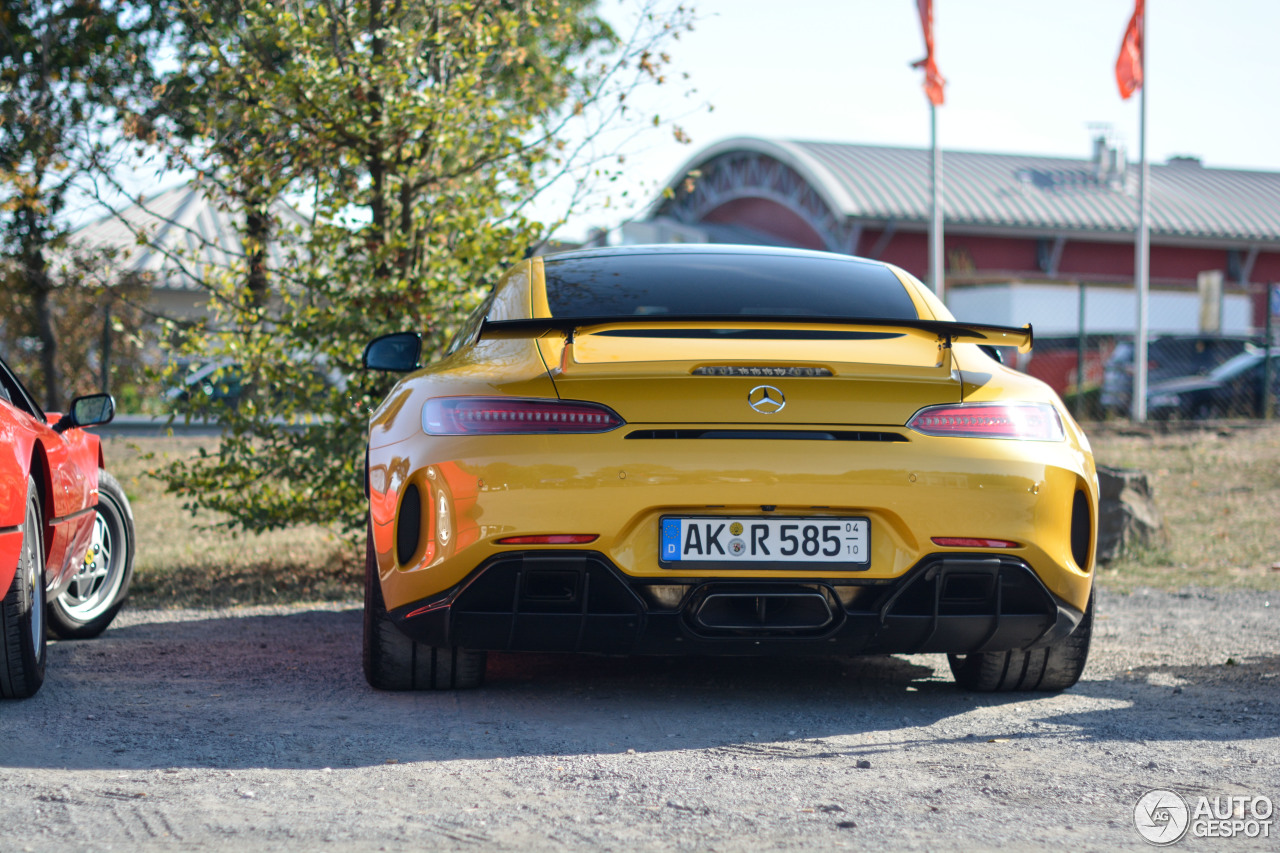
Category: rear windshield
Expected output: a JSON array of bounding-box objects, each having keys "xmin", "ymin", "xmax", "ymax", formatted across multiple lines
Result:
[{"xmin": 542, "ymin": 252, "xmax": 919, "ymax": 320}]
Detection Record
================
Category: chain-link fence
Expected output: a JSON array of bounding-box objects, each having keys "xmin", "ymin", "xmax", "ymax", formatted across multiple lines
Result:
[{"xmin": 984, "ymin": 280, "xmax": 1279, "ymax": 423}]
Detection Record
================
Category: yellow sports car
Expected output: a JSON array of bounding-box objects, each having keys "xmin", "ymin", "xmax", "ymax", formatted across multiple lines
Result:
[{"xmin": 362, "ymin": 245, "xmax": 1097, "ymax": 693}]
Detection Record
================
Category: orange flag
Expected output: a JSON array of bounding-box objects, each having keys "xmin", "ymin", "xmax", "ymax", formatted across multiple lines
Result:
[
  {"xmin": 912, "ymin": 0, "xmax": 946, "ymax": 106},
  {"xmin": 1115, "ymin": 0, "xmax": 1144, "ymax": 99}
]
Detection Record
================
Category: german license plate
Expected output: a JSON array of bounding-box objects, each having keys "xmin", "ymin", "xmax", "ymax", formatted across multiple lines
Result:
[{"xmin": 660, "ymin": 516, "xmax": 870, "ymax": 568}]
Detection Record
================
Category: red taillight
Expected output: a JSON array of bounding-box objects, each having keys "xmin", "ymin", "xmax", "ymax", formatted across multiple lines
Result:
[
  {"xmin": 495, "ymin": 534, "xmax": 599, "ymax": 545},
  {"xmin": 932, "ymin": 537, "xmax": 1021, "ymax": 549},
  {"xmin": 907, "ymin": 402, "xmax": 1065, "ymax": 441},
  {"xmin": 422, "ymin": 398, "xmax": 623, "ymax": 435}
]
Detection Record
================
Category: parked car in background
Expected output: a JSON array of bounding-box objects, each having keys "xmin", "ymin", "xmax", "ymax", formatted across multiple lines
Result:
[
  {"xmin": 1015, "ymin": 334, "xmax": 1115, "ymax": 419},
  {"xmin": 1, "ymin": 356, "xmax": 136, "ymax": 699},
  {"xmin": 163, "ymin": 357, "xmax": 348, "ymax": 413},
  {"xmin": 163, "ymin": 359, "xmax": 245, "ymax": 407},
  {"xmin": 1147, "ymin": 346, "xmax": 1280, "ymax": 419},
  {"xmin": 1101, "ymin": 335, "xmax": 1257, "ymax": 414},
  {"xmin": 361, "ymin": 245, "xmax": 1098, "ymax": 695}
]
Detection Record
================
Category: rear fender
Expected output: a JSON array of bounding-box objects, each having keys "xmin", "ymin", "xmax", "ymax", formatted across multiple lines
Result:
[
  {"xmin": 0, "ymin": 457, "xmax": 39, "ymax": 595},
  {"xmin": 30, "ymin": 432, "xmax": 100, "ymax": 590}
]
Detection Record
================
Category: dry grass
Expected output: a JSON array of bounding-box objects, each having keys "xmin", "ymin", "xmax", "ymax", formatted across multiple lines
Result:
[
  {"xmin": 102, "ymin": 436, "xmax": 362, "ymax": 609},
  {"xmin": 1088, "ymin": 420, "xmax": 1280, "ymax": 591},
  {"xmin": 102, "ymin": 423, "xmax": 1280, "ymax": 609}
]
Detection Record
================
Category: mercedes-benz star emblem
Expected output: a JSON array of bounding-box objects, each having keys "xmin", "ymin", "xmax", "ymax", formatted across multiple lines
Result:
[{"xmin": 748, "ymin": 385, "xmax": 786, "ymax": 414}]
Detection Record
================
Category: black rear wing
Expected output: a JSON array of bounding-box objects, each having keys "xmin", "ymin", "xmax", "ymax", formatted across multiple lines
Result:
[{"xmin": 481, "ymin": 315, "xmax": 1034, "ymax": 353}]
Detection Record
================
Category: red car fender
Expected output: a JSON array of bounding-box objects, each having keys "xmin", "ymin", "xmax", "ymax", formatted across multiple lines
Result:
[
  {"xmin": 0, "ymin": 405, "xmax": 37, "ymax": 593},
  {"xmin": 0, "ymin": 527, "xmax": 20, "ymax": 593},
  {"xmin": 37, "ymin": 414, "xmax": 101, "ymax": 591},
  {"xmin": 0, "ymin": 400, "xmax": 103, "ymax": 595}
]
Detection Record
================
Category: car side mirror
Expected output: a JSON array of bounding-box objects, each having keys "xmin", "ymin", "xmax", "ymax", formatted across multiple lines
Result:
[
  {"xmin": 979, "ymin": 345, "xmax": 1005, "ymax": 364},
  {"xmin": 363, "ymin": 332, "xmax": 422, "ymax": 372},
  {"xmin": 53, "ymin": 393, "xmax": 116, "ymax": 433}
]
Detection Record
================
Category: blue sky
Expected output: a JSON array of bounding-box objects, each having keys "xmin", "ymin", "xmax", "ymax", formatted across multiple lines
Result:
[{"xmin": 553, "ymin": 0, "xmax": 1280, "ymax": 240}]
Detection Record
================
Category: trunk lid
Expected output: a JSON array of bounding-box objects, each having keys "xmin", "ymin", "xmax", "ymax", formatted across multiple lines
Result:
[{"xmin": 538, "ymin": 327, "xmax": 964, "ymax": 426}]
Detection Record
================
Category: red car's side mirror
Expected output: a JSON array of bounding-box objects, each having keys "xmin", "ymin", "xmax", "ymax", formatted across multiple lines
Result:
[{"xmin": 52, "ymin": 393, "xmax": 116, "ymax": 433}]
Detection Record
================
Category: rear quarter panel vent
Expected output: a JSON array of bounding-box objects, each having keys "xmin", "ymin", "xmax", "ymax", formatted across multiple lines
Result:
[
  {"xmin": 1070, "ymin": 489, "xmax": 1092, "ymax": 571},
  {"xmin": 397, "ymin": 483, "xmax": 423, "ymax": 566}
]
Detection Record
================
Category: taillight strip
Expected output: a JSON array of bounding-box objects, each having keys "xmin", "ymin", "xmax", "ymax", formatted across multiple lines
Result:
[
  {"xmin": 423, "ymin": 397, "xmax": 624, "ymax": 435},
  {"xmin": 907, "ymin": 402, "xmax": 1065, "ymax": 441}
]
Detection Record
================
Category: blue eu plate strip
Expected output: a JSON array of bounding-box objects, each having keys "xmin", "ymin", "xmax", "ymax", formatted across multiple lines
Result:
[{"xmin": 661, "ymin": 519, "xmax": 682, "ymax": 561}]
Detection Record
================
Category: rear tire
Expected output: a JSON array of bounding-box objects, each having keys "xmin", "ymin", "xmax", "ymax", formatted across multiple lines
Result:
[
  {"xmin": 948, "ymin": 589, "xmax": 1093, "ymax": 692},
  {"xmin": 1, "ymin": 477, "xmax": 47, "ymax": 699},
  {"xmin": 362, "ymin": 526, "xmax": 485, "ymax": 691},
  {"xmin": 48, "ymin": 470, "xmax": 135, "ymax": 639}
]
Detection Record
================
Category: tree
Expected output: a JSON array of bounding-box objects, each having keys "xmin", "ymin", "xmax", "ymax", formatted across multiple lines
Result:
[
  {"xmin": 0, "ymin": 0, "xmax": 165, "ymax": 408},
  {"xmin": 0, "ymin": 248, "xmax": 154, "ymax": 406},
  {"xmin": 157, "ymin": 0, "xmax": 694, "ymax": 535}
]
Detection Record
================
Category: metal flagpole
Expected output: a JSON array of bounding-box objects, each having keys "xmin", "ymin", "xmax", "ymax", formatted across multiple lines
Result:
[
  {"xmin": 1131, "ymin": 11, "xmax": 1150, "ymax": 423},
  {"xmin": 930, "ymin": 103, "xmax": 945, "ymax": 303},
  {"xmin": 913, "ymin": 0, "xmax": 945, "ymax": 301}
]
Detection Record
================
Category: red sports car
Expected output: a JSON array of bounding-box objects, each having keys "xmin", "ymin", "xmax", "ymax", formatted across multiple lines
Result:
[{"xmin": 1, "ymin": 355, "xmax": 136, "ymax": 699}]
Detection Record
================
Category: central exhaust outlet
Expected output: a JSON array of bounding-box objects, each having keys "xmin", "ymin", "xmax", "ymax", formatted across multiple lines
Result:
[{"xmin": 694, "ymin": 592, "xmax": 834, "ymax": 631}]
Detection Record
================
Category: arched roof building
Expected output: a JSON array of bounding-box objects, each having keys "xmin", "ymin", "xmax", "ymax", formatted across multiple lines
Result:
[
  {"xmin": 628, "ymin": 137, "xmax": 1280, "ymax": 337},
  {"xmin": 71, "ymin": 182, "xmax": 308, "ymax": 322}
]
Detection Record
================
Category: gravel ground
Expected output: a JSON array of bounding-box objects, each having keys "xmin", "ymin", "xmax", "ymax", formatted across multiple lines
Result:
[{"xmin": 1, "ymin": 587, "xmax": 1277, "ymax": 852}]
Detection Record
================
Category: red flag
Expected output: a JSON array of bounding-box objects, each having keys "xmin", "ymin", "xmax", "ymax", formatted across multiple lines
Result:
[
  {"xmin": 1115, "ymin": 0, "xmax": 1144, "ymax": 99},
  {"xmin": 912, "ymin": 0, "xmax": 946, "ymax": 106}
]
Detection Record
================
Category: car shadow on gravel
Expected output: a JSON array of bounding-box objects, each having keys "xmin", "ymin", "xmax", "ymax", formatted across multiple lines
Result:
[
  {"xmin": 2, "ymin": 609, "xmax": 1275, "ymax": 772},
  {"xmin": 1040, "ymin": 656, "xmax": 1280, "ymax": 738}
]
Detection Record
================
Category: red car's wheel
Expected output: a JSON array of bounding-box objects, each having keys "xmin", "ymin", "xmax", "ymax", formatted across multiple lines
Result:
[
  {"xmin": 48, "ymin": 470, "xmax": 136, "ymax": 640},
  {"xmin": 1, "ymin": 477, "xmax": 47, "ymax": 699}
]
